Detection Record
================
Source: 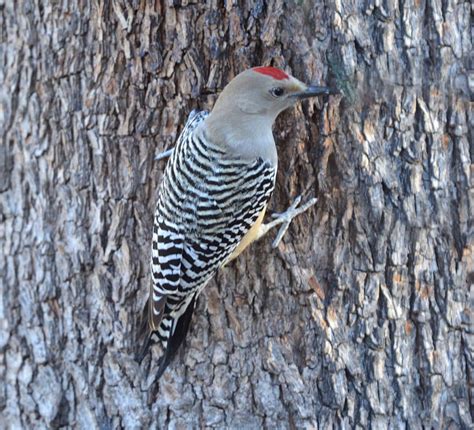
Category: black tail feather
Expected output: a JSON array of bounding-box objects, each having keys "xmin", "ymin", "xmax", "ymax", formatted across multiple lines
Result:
[
  {"xmin": 155, "ymin": 294, "xmax": 197, "ymax": 379},
  {"xmin": 136, "ymin": 299, "xmax": 153, "ymax": 363},
  {"xmin": 137, "ymin": 294, "xmax": 198, "ymax": 381}
]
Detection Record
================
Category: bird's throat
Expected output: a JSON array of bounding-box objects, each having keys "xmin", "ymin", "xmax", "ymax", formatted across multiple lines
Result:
[{"xmin": 204, "ymin": 113, "xmax": 277, "ymax": 166}]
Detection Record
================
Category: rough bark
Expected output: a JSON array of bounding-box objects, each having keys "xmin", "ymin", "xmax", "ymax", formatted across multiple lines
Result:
[{"xmin": 1, "ymin": 0, "xmax": 472, "ymax": 428}]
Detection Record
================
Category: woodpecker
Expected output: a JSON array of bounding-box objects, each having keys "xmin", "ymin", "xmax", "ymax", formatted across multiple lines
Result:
[{"xmin": 140, "ymin": 66, "xmax": 335, "ymax": 378}]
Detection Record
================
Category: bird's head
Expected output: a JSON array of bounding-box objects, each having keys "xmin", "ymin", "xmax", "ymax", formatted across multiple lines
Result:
[
  {"xmin": 211, "ymin": 66, "xmax": 336, "ymax": 121},
  {"xmin": 204, "ymin": 66, "xmax": 337, "ymax": 162}
]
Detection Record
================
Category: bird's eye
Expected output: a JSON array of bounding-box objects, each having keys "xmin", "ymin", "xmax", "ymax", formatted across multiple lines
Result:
[{"xmin": 271, "ymin": 87, "xmax": 285, "ymax": 97}]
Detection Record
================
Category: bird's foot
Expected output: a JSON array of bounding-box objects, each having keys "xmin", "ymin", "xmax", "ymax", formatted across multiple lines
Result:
[
  {"xmin": 259, "ymin": 196, "xmax": 318, "ymax": 248},
  {"xmin": 155, "ymin": 148, "xmax": 174, "ymax": 161}
]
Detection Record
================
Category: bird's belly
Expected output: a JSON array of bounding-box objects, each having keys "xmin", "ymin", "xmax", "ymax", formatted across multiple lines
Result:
[{"xmin": 225, "ymin": 205, "xmax": 267, "ymax": 263}]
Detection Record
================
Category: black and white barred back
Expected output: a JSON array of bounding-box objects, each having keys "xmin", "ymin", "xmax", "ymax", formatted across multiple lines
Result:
[{"xmin": 141, "ymin": 110, "xmax": 276, "ymax": 376}]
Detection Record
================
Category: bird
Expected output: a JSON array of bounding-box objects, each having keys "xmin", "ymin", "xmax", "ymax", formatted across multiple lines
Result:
[{"xmin": 139, "ymin": 66, "xmax": 336, "ymax": 379}]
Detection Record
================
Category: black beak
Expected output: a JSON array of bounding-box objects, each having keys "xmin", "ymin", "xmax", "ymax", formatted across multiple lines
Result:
[{"xmin": 293, "ymin": 85, "xmax": 339, "ymax": 99}]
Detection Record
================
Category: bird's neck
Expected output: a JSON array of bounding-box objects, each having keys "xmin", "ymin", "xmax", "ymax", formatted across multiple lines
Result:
[{"xmin": 203, "ymin": 111, "xmax": 278, "ymax": 166}]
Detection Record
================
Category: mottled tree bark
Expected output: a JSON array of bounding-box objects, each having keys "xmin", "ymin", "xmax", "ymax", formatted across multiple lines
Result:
[{"xmin": 1, "ymin": 0, "xmax": 472, "ymax": 428}]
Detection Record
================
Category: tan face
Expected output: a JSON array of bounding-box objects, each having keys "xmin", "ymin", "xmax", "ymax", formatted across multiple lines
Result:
[{"xmin": 256, "ymin": 74, "xmax": 309, "ymax": 114}]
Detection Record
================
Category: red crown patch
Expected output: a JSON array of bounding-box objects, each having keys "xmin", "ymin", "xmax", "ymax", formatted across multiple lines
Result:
[{"xmin": 253, "ymin": 66, "xmax": 289, "ymax": 80}]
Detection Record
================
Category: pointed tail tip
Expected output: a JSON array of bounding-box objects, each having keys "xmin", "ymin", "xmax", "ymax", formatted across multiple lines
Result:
[
  {"xmin": 135, "ymin": 335, "xmax": 170, "ymax": 386},
  {"xmin": 135, "ymin": 335, "xmax": 152, "ymax": 364},
  {"xmin": 155, "ymin": 354, "xmax": 171, "ymax": 380},
  {"xmin": 135, "ymin": 329, "xmax": 170, "ymax": 381}
]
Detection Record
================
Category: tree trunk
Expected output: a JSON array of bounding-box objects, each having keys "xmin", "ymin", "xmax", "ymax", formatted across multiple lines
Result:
[{"xmin": 1, "ymin": 0, "xmax": 472, "ymax": 428}]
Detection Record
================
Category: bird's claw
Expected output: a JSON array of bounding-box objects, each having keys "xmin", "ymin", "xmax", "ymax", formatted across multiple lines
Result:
[
  {"xmin": 271, "ymin": 195, "xmax": 302, "ymax": 219},
  {"xmin": 155, "ymin": 148, "xmax": 174, "ymax": 161},
  {"xmin": 271, "ymin": 196, "xmax": 317, "ymax": 248}
]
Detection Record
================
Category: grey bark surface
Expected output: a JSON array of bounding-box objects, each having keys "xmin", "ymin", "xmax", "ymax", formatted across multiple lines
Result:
[{"xmin": 1, "ymin": 0, "xmax": 472, "ymax": 429}]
